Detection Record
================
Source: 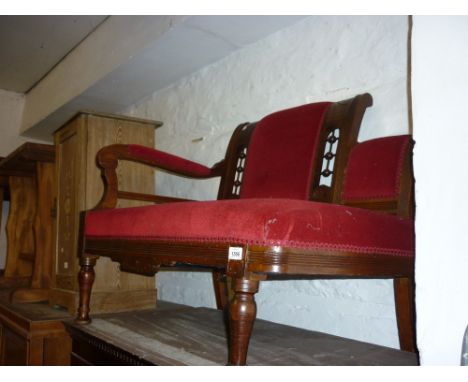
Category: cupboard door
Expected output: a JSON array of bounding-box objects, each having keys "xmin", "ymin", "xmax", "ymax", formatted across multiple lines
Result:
[{"xmin": 51, "ymin": 112, "xmax": 161, "ymax": 314}]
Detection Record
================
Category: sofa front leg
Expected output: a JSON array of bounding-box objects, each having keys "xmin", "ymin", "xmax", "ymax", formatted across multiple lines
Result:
[
  {"xmin": 228, "ymin": 278, "xmax": 259, "ymax": 365},
  {"xmin": 75, "ymin": 254, "xmax": 99, "ymax": 324}
]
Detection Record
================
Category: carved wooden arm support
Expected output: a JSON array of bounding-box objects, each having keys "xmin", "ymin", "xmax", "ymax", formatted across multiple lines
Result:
[{"xmin": 95, "ymin": 144, "xmax": 225, "ymax": 209}]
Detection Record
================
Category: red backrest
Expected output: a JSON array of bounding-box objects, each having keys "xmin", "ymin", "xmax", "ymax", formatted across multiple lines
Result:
[{"xmin": 239, "ymin": 102, "xmax": 332, "ymax": 199}]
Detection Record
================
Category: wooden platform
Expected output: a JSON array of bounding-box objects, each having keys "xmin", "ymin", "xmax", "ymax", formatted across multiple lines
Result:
[
  {"xmin": 64, "ymin": 302, "xmax": 418, "ymax": 366},
  {"xmin": 0, "ymin": 290, "xmax": 72, "ymax": 365}
]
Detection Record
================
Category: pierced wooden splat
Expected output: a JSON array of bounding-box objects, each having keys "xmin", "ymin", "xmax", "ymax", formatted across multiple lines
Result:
[
  {"xmin": 319, "ymin": 127, "xmax": 340, "ymax": 186},
  {"xmin": 231, "ymin": 146, "xmax": 248, "ymax": 197}
]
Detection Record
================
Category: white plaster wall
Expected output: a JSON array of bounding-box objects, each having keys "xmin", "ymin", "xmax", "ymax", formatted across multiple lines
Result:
[
  {"xmin": 124, "ymin": 16, "xmax": 409, "ymax": 348},
  {"xmin": 413, "ymin": 16, "xmax": 468, "ymax": 365},
  {"xmin": 0, "ymin": 89, "xmax": 27, "ymax": 269},
  {"xmin": 0, "ymin": 89, "xmax": 27, "ymax": 156}
]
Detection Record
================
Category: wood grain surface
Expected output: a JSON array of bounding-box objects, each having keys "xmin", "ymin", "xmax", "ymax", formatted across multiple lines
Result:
[{"xmin": 66, "ymin": 302, "xmax": 418, "ymax": 366}]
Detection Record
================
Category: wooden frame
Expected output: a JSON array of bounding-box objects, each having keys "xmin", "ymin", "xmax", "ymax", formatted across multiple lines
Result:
[
  {"xmin": 0, "ymin": 143, "xmax": 56, "ymax": 301},
  {"xmin": 0, "ymin": 290, "xmax": 71, "ymax": 365},
  {"xmin": 75, "ymin": 94, "xmax": 416, "ymax": 365}
]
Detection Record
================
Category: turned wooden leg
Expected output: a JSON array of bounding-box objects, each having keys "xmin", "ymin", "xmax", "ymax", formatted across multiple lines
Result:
[
  {"xmin": 75, "ymin": 255, "xmax": 99, "ymax": 324},
  {"xmin": 228, "ymin": 278, "xmax": 259, "ymax": 365},
  {"xmin": 394, "ymin": 277, "xmax": 417, "ymax": 352}
]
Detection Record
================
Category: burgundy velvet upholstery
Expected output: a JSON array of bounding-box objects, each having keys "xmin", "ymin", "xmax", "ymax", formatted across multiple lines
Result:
[
  {"xmin": 342, "ymin": 135, "xmax": 411, "ymax": 201},
  {"xmin": 127, "ymin": 144, "xmax": 214, "ymax": 177},
  {"xmin": 240, "ymin": 102, "xmax": 332, "ymax": 199},
  {"xmin": 85, "ymin": 199, "xmax": 414, "ymax": 257}
]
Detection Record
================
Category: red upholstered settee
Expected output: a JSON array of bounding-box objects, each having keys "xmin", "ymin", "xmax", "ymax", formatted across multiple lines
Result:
[{"xmin": 75, "ymin": 93, "xmax": 416, "ymax": 365}]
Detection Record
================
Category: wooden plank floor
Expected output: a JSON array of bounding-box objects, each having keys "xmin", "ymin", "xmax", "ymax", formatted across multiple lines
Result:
[{"xmin": 65, "ymin": 302, "xmax": 418, "ymax": 366}]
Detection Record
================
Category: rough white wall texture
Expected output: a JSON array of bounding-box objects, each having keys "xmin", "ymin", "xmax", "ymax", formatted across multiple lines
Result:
[
  {"xmin": 413, "ymin": 16, "xmax": 468, "ymax": 365},
  {"xmin": 124, "ymin": 16, "xmax": 409, "ymax": 348}
]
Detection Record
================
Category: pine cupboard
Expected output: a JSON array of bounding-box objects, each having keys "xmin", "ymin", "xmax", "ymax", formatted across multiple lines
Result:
[{"xmin": 49, "ymin": 112, "xmax": 162, "ymax": 314}]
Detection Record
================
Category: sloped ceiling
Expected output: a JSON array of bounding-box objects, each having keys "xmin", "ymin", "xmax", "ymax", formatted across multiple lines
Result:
[
  {"xmin": 0, "ymin": 15, "xmax": 107, "ymax": 93},
  {"xmin": 0, "ymin": 16, "xmax": 308, "ymax": 141}
]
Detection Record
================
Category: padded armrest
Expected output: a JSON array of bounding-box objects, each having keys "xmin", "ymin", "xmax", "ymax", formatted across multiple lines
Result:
[
  {"xmin": 342, "ymin": 135, "xmax": 412, "ymax": 201},
  {"xmin": 98, "ymin": 144, "xmax": 223, "ymax": 179},
  {"xmin": 95, "ymin": 144, "xmax": 225, "ymax": 209}
]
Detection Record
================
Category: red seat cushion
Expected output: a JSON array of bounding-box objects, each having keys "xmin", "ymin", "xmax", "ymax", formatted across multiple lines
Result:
[{"xmin": 85, "ymin": 199, "xmax": 414, "ymax": 257}]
